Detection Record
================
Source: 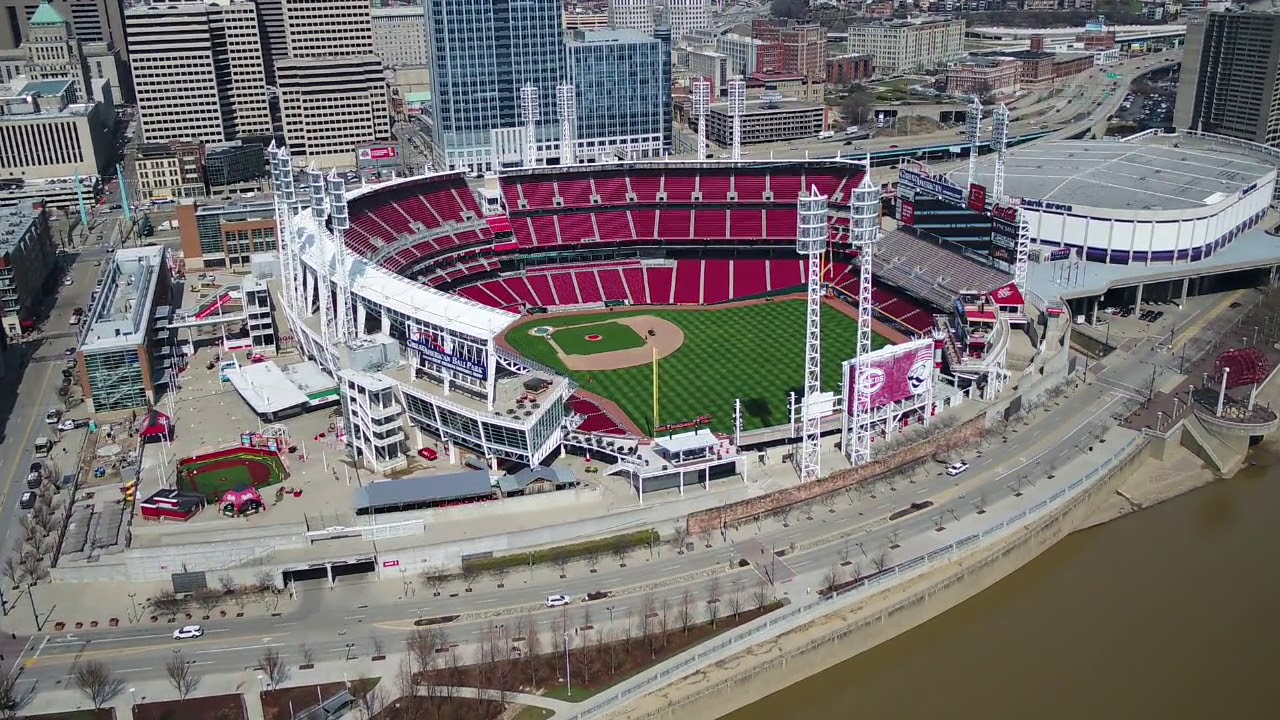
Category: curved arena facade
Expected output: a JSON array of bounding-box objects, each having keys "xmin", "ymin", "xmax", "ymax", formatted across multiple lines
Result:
[{"xmin": 271, "ymin": 156, "xmax": 1007, "ymax": 476}]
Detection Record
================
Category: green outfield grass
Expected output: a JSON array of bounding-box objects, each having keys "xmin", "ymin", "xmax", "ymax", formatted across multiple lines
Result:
[
  {"xmin": 505, "ymin": 301, "xmax": 890, "ymax": 434},
  {"xmin": 551, "ymin": 320, "xmax": 647, "ymax": 356}
]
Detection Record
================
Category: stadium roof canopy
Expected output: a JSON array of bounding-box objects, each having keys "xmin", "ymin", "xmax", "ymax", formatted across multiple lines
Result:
[{"xmin": 955, "ymin": 139, "xmax": 1276, "ymax": 212}]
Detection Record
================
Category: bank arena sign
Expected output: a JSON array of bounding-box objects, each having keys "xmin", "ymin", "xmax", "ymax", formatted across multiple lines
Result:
[{"xmin": 1020, "ymin": 198, "xmax": 1074, "ymax": 213}]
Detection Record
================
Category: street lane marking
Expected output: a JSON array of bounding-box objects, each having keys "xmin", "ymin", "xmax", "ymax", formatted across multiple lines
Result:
[
  {"xmin": 0, "ymin": 362, "xmax": 55, "ymax": 511},
  {"xmin": 195, "ymin": 642, "xmax": 285, "ymax": 654}
]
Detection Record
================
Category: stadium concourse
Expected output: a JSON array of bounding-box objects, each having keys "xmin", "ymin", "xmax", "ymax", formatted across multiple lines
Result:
[{"xmin": 272, "ymin": 154, "xmax": 1015, "ymax": 515}]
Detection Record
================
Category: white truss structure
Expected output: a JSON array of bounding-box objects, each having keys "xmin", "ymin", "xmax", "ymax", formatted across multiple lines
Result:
[
  {"xmin": 1014, "ymin": 198, "xmax": 1031, "ymax": 292},
  {"xmin": 557, "ymin": 84, "xmax": 577, "ymax": 166},
  {"xmin": 965, "ymin": 96, "xmax": 983, "ymax": 191},
  {"xmin": 268, "ymin": 143, "xmax": 293, "ymax": 316},
  {"xmin": 692, "ymin": 78, "xmax": 710, "ymax": 161},
  {"xmin": 728, "ymin": 77, "xmax": 746, "ymax": 162},
  {"xmin": 795, "ymin": 186, "xmax": 827, "ymax": 482},
  {"xmin": 520, "ymin": 84, "xmax": 540, "ymax": 168},
  {"xmin": 845, "ymin": 165, "xmax": 881, "ymax": 466},
  {"xmin": 306, "ymin": 164, "xmax": 334, "ymax": 343},
  {"xmin": 326, "ymin": 169, "xmax": 356, "ymax": 343},
  {"xmin": 992, "ymin": 103, "xmax": 1010, "ymax": 202}
]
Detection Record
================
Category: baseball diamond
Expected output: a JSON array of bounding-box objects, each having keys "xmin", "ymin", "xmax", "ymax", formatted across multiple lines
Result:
[{"xmin": 505, "ymin": 299, "xmax": 890, "ymax": 435}]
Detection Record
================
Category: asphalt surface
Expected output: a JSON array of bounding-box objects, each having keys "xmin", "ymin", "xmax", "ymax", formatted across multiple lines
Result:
[{"xmin": 14, "ymin": 351, "xmax": 1154, "ymax": 686}]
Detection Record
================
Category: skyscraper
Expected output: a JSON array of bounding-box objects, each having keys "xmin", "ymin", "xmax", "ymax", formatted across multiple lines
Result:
[
  {"xmin": 607, "ymin": 0, "xmax": 653, "ymax": 36},
  {"xmin": 125, "ymin": 0, "xmax": 272, "ymax": 143},
  {"xmin": 566, "ymin": 29, "xmax": 670, "ymax": 161},
  {"xmin": 1174, "ymin": 10, "xmax": 1280, "ymax": 147},
  {"xmin": 425, "ymin": 0, "xmax": 564, "ymax": 172},
  {"xmin": 666, "ymin": 0, "xmax": 707, "ymax": 42},
  {"xmin": 274, "ymin": 0, "xmax": 389, "ymax": 167},
  {"xmin": 1, "ymin": 0, "xmax": 129, "ymax": 96}
]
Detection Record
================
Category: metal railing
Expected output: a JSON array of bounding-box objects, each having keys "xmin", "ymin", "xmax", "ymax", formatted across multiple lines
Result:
[{"xmin": 562, "ymin": 434, "xmax": 1143, "ymax": 720}]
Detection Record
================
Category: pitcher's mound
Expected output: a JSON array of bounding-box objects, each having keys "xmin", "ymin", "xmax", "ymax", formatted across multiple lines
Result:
[{"xmin": 560, "ymin": 316, "xmax": 685, "ymax": 371}]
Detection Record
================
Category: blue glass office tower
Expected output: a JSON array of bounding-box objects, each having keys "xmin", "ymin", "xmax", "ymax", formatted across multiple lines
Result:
[
  {"xmin": 567, "ymin": 29, "xmax": 672, "ymax": 161},
  {"xmin": 424, "ymin": 0, "xmax": 565, "ymax": 172}
]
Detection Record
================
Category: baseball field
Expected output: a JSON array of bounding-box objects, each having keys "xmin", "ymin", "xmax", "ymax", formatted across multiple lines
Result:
[{"xmin": 504, "ymin": 299, "xmax": 891, "ymax": 434}]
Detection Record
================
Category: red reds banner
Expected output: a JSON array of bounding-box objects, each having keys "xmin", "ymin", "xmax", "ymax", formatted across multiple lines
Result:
[
  {"xmin": 900, "ymin": 200, "xmax": 915, "ymax": 227},
  {"xmin": 968, "ymin": 183, "xmax": 987, "ymax": 213}
]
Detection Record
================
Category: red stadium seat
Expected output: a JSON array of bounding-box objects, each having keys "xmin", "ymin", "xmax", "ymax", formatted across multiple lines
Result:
[
  {"xmin": 549, "ymin": 271, "xmax": 582, "ymax": 305},
  {"xmin": 574, "ymin": 270, "xmax": 604, "ymax": 303},
  {"xmin": 728, "ymin": 208, "xmax": 764, "ymax": 239},
  {"xmin": 558, "ymin": 179, "xmax": 594, "ymax": 208},
  {"xmin": 664, "ymin": 174, "xmax": 696, "ymax": 202},
  {"xmin": 622, "ymin": 266, "xmax": 648, "ymax": 304},
  {"xmin": 597, "ymin": 268, "xmax": 629, "ymax": 302},
  {"xmin": 594, "ymin": 175, "xmax": 629, "ymax": 205},
  {"xmin": 693, "ymin": 209, "xmax": 728, "ymax": 239},
  {"xmin": 702, "ymin": 259, "xmax": 731, "ymax": 304},
  {"xmin": 733, "ymin": 173, "xmax": 767, "ymax": 202},
  {"xmin": 733, "ymin": 259, "xmax": 768, "ymax": 297},
  {"xmin": 646, "ymin": 266, "xmax": 675, "ymax": 304},
  {"xmin": 657, "ymin": 209, "xmax": 692, "ymax": 238},
  {"xmin": 698, "ymin": 172, "xmax": 732, "ymax": 202},
  {"xmin": 673, "ymin": 259, "xmax": 702, "ymax": 304},
  {"xmin": 631, "ymin": 210, "xmax": 657, "ymax": 240}
]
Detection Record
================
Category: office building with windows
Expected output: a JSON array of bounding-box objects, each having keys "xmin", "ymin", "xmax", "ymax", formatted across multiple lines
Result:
[
  {"xmin": 666, "ymin": 0, "xmax": 707, "ymax": 42},
  {"xmin": 76, "ymin": 244, "xmax": 175, "ymax": 415},
  {"xmin": 204, "ymin": 140, "xmax": 265, "ymax": 191},
  {"xmin": 371, "ymin": 5, "xmax": 426, "ymax": 67},
  {"xmin": 275, "ymin": 0, "xmax": 389, "ymax": 167},
  {"xmin": 425, "ymin": 0, "xmax": 565, "ymax": 172},
  {"xmin": 0, "ymin": 199, "xmax": 55, "ymax": 337},
  {"xmin": 606, "ymin": 0, "xmax": 652, "ymax": 35},
  {"xmin": 1175, "ymin": 10, "xmax": 1280, "ymax": 147},
  {"xmin": 847, "ymin": 17, "xmax": 964, "ymax": 73},
  {"xmin": 175, "ymin": 197, "xmax": 276, "ymax": 269},
  {"xmin": 0, "ymin": 0, "xmax": 128, "ymax": 97},
  {"xmin": 135, "ymin": 140, "xmax": 205, "ymax": 201},
  {"xmin": 0, "ymin": 77, "xmax": 114, "ymax": 181},
  {"xmin": 125, "ymin": 0, "xmax": 272, "ymax": 143},
  {"xmin": 567, "ymin": 29, "xmax": 670, "ymax": 161}
]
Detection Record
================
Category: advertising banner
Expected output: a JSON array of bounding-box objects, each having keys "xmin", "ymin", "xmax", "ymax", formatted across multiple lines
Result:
[
  {"xmin": 409, "ymin": 333, "xmax": 488, "ymax": 380},
  {"xmin": 899, "ymin": 169, "xmax": 964, "ymax": 204},
  {"xmin": 967, "ymin": 183, "xmax": 988, "ymax": 213},
  {"xmin": 1049, "ymin": 247, "xmax": 1072, "ymax": 261},
  {"xmin": 900, "ymin": 200, "xmax": 916, "ymax": 227},
  {"xmin": 846, "ymin": 339, "xmax": 934, "ymax": 412}
]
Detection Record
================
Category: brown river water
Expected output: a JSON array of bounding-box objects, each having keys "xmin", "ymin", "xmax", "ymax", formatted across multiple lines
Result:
[{"xmin": 728, "ymin": 448, "xmax": 1280, "ymax": 719}]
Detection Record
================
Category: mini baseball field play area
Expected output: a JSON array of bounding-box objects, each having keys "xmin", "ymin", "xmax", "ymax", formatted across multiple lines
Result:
[{"xmin": 177, "ymin": 446, "xmax": 289, "ymax": 501}]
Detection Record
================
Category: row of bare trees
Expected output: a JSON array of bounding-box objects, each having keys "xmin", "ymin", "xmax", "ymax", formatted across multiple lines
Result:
[
  {"xmin": 2, "ymin": 480, "xmax": 67, "ymax": 589},
  {"xmin": 417, "ymin": 540, "xmax": 651, "ymax": 595},
  {"xmin": 147, "ymin": 571, "xmax": 281, "ymax": 620}
]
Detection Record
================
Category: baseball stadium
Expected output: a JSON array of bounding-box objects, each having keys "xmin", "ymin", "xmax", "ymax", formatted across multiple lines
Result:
[{"xmin": 271, "ymin": 152, "xmax": 1022, "ymax": 497}]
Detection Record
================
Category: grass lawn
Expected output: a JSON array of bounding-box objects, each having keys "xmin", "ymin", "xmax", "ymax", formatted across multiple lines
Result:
[
  {"xmin": 550, "ymin": 321, "xmax": 646, "ymax": 356},
  {"xmin": 505, "ymin": 301, "xmax": 889, "ymax": 434},
  {"xmin": 182, "ymin": 463, "xmax": 255, "ymax": 500},
  {"xmin": 512, "ymin": 707, "xmax": 555, "ymax": 720}
]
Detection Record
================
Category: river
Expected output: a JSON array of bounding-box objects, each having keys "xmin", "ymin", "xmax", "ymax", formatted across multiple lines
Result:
[{"xmin": 728, "ymin": 446, "xmax": 1280, "ymax": 719}]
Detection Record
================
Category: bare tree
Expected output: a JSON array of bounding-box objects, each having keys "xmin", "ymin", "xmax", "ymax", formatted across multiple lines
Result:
[
  {"xmin": 659, "ymin": 598, "xmax": 671, "ymax": 647},
  {"xmin": 217, "ymin": 574, "xmax": 237, "ymax": 594},
  {"xmin": 697, "ymin": 528, "xmax": 713, "ymax": 549},
  {"xmin": 670, "ymin": 525, "xmax": 690, "ymax": 553},
  {"xmin": 872, "ymin": 549, "xmax": 890, "ymax": 573},
  {"xmin": 150, "ymin": 590, "xmax": 183, "ymax": 618},
  {"xmin": 406, "ymin": 627, "xmax": 439, "ymax": 676},
  {"xmin": 369, "ymin": 633, "xmax": 385, "ymax": 656},
  {"xmin": 0, "ymin": 555, "xmax": 19, "ymax": 588},
  {"xmin": 421, "ymin": 566, "xmax": 449, "ymax": 596},
  {"xmin": 820, "ymin": 494, "xmax": 838, "ymax": 513},
  {"xmin": 585, "ymin": 550, "xmax": 601, "ymax": 574},
  {"xmin": 525, "ymin": 620, "xmax": 543, "ymax": 687},
  {"xmin": 752, "ymin": 578, "xmax": 770, "ymax": 611},
  {"xmin": 194, "ymin": 589, "xmax": 220, "ymax": 618},
  {"xmin": 461, "ymin": 565, "xmax": 480, "ymax": 592},
  {"xmin": 822, "ymin": 565, "xmax": 842, "ymax": 595},
  {"xmin": 259, "ymin": 647, "xmax": 289, "ymax": 689},
  {"xmin": 553, "ymin": 555, "xmax": 571, "ymax": 578},
  {"xmin": 165, "ymin": 654, "xmax": 200, "ymax": 699},
  {"xmin": 779, "ymin": 506, "xmax": 794, "ymax": 527},
  {"xmin": 354, "ymin": 680, "xmax": 386, "ymax": 719},
  {"xmin": 0, "ymin": 665, "xmax": 33, "ymax": 717},
  {"xmin": 298, "ymin": 643, "xmax": 316, "ymax": 665},
  {"xmin": 490, "ymin": 565, "xmax": 510, "ymax": 588},
  {"xmin": 254, "ymin": 569, "xmax": 275, "ymax": 591},
  {"xmin": 72, "ymin": 660, "xmax": 124, "ymax": 709},
  {"xmin": 727, "ymin": 586, "xmax": 743, "ymax": 621},
  {"xmin": 396, "ymin": 656, "xmax": 422, "ymax": 720},
  {"xmin": 705, "ymin": 577, "xmax": 721, "ymax": 628},
  {"xmin": 19, "ymin": 552, "xmax": 40, "ymax": 583},
  {"xmin": 611, "ymin": 542, "xmax": 631, "ymax": 568}
]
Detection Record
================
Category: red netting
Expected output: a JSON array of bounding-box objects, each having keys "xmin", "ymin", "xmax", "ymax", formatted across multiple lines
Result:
[{"xmin": 1214, "ymin": 347, "xmax": 1270, "ymax": 388}]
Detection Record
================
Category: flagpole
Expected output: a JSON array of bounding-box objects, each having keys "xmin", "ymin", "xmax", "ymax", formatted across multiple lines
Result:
[{"xmin": 651, "ymin": 345, "xmax": 659, "ymax": 432}]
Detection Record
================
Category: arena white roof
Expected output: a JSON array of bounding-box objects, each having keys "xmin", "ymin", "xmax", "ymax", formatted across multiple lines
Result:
[
  {"xmin": 955, "ymin": 139, "xmax": 1276, "ymax": 212},
  {"xmin": 290, "ymin": 211, "xmax": 518, "ymax": 340}
]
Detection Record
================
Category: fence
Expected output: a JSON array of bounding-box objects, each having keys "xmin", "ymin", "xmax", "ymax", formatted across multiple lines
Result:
[{"xmin": 564, "ymin": 433, "xmax": 1143, "ymax": 720}]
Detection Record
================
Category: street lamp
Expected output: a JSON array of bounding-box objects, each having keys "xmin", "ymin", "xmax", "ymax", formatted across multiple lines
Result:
[
  {"xmin": 563, "ymin": 632, "xmax": 572, "ymax": 697},
  {"xmin": 256, "ymin": 674, "xmax": 265, "ymax": 693},
  {"xmin": 129, "ymin": 688, "xmax": 137, "ymax": 707},
  {"xmin": 128, "ymin": 592, "xmax": 139, "ymax": 623}
]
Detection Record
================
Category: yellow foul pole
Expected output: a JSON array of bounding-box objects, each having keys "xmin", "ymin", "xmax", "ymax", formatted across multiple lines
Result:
[{"xmin": 652, "ymin": 345, "xmax": 659, "ymax": 430}]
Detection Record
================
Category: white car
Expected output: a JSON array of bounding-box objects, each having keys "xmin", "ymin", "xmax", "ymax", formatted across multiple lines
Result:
[
  {"xmin": 545, "ymin": 594, "xmax": 572, "ymax": 608},
  {"xmin": 56, "ymin": 419, "xmax": 77, "ymax": 432},
  {"xmin": 172, "ymin": 624, "xmax": 204, "ymax": 640},
  {"xmin": 62, "ymin": 278, "xmax": 74, "ymax": 286},
  {"xmin": 44, "ymin": 409, "xmax": 61, "ymax": 424},
  {"xmin": 945, "ymin": 461, "xmax": 970, "ymax": 477}
]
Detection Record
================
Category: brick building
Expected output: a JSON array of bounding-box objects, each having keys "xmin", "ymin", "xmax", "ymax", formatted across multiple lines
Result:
[
  {"xmin": 751, "ymin": 20, "xmax": 827, "ymax": 82},
  {"xmin": 946, "ymin": 57, "xmax": 1021, "ymax": 98},
  {"xmin": 826, "ymin": 54, "xmax": 875, "ymax": 86}
]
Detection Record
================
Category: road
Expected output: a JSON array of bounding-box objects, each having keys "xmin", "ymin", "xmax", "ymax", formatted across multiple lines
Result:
[{"xmin": 15, "ymin": 341, "xmax": 1161, "ymax": 688}]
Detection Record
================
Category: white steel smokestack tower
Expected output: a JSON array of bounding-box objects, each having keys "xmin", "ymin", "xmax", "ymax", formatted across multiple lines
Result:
[
  {"xmin": 965, "ymin": 96, "xmax": 983, "ymax": 192},
  {"xmin": 692, "ymin": 77, "xmax": 710, "ymax": 161},
  {"xmin": 520, "ymin": 84, "xmax": 541, "ymax": 168},
  {"xmin": 728, "ymin": 77, "xmax": 746, "ymax": 162},
  {"xmin": 557, "ymin": 84, "xmax": 577, "ymax": 166},
  {"xmin": 844, "ymin": 164, "xmax": 881, "ymax": 467},
  {"xmin": 795, "ymin": 186, "xmax": 828, "ymax": 483}
]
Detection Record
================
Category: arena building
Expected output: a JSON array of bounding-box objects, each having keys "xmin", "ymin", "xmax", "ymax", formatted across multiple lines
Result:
[
  {"xmin": 954, "ymin": 135, "xmax": 1276, "ymax": 265},
  {"xmin": 269, "ymin": 152, "xmax": 1020, "ymax": 490}
]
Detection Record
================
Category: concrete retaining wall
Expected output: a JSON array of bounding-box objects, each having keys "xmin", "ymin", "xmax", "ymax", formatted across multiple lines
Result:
[
  {"xmin": 616, "ymin": 437, "xmax": 1145, "ymax": 720},
  {"xmin": 686, "ymin": 417, "xmax": 987, "ymax": 535}
]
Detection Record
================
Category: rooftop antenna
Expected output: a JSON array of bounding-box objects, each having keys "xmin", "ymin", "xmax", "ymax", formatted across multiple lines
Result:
[
  {"xmin": 691, "ymin": 77, "xmax": 711, "ymax": 161},
  {"xmin": 520, "ymin": 84, "xmax": 540, "ymax": 168},
  {"xmin": 728, "ymin": 77, "xmax": 746, "ymax": 162}
]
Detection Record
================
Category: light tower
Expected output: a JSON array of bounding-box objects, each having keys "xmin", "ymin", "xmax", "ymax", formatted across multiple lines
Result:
[
  {"xmin": 520, "ymin": 84, "xmax": 540, "ymax": 168},
  {"xmin": 1013, "ymin": 201, "xmax": 1031, "ymax": 292},
  {"xmin": 278, "ymin": 147, "xmax": 308, "ymax": 315},
  {"xmin": 691, "ymin": 77, "xmax": 710, "ymax": 161},
  {"xmin": 326, "ymin": 169, "xmax": 356, "ymax": 343},
  {"xmin": 991, "ymin": 103, "xmax": 1010, "ymax": 201},
  {"xmin": 557, "ymin": 84, "xmax": 577, "ymax": 166},
  {"xmin": 795, "ymin": 186, "xmax": 828, "ymax": 483},
  {"xmin": 307, "ymin": 164, "xmax": 334, "ymax": 343},
  {"xmin": 844, "ymin": 164, "xmax": 881, "ymax": 466},
  {"xmin": 965, "ymin": 96, "xmax": 983, "ymax": 191},
  {"xmin": 728, "ymin": 77, "xmax": 746, "ymax": 162},
  {"xmin": 268, "ymin": 144, "xmax": 294, "ymax": 317}
]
